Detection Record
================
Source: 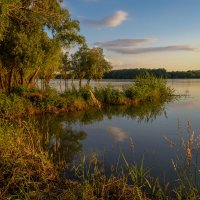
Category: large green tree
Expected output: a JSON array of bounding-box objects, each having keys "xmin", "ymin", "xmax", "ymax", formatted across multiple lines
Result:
[{"xmin": 0, "ymin": 0, "xmax": 84, "ymax": 92}]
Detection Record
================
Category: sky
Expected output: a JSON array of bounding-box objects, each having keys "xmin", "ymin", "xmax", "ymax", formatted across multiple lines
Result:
[{"xmin": 63, "ymin": 0, "xmax": 200, "ymax": 71}]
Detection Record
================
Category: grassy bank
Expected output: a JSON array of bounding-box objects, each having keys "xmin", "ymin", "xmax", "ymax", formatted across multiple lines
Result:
[
  {"xmin": 0, "ymin": 117, "xmax": 199, "ymax": 199},
  {"xmin": 0, "ymin": 74, "xmax": 174, "ymax": 118}
]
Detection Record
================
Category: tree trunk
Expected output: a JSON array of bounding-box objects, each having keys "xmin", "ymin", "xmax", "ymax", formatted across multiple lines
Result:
[
  {"xmin": 14, "ymin": 73, "xmax": 18, "ymax": 86},
  {"xmin": 79, "ymin": 78, "xmax": 81, "ymax": 88},
  {"xmin": 28, "ymin": 67, "xmax": 40, "ymax": 88},
  {"xmin": 8, "ymin": 67, "xmax": 14, "ymax": 94},
  {"xmin": 87, "ymin": 79, "xmax": 91, "ymax": 86},
  {"xmin": 0, "ymin": 73, "xmax": 4, "ymax": 91},
  {"xmin": 19, "ymin": 68, "xmax": 27, "ymax": 86},
  {"xmin": 60, "ymin": 74, "xmax": 62, "ymax": 93},
  {"xmin": 64, "ymin": 78, "xmax": 68, "ymax": 92},
  {"xmin": 44, "ymin": 78, "xmax": 50, "ymax": 90}
]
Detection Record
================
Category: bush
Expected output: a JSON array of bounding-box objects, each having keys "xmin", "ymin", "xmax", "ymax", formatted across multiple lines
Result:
[
  {"xmin": 42, "ymin": 87, "xmax": 65, "ymax": 108},
  {"xmin": 0, "ymin": 93, "xmax": 31, "ymax": 116},
  {"xmin": 94, "ymin": 85, "xmax": 125, "ymax": 105},
  {"xmin": 123, "ymin": 73, "xmax": 173, "ymax": 101},
  {"xmin": 79, "ymin": 86, "xmax": 92, "ymax": 101},
  {"xmin": 11, "ymin": 85, "xmax": 42, "ymax": 96},
  {"xmin": 10, "ymin": 85, "xmax": 28, "ymax": 96}
]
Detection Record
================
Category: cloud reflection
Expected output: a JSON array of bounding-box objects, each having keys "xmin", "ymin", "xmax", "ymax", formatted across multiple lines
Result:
[{"xmin": 107, "ymin": 126, "xmax": 128, "ymax": 142}]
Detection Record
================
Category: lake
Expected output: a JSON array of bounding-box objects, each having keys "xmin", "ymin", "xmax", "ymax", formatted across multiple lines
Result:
[{"xmin": 35, "ymin": 79, "xmax": 200, "ymax": 185}]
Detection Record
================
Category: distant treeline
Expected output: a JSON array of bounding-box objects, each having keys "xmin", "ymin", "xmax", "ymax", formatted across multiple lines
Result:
[{"xmin": 103, "ymin": 68, "xmax": 200, "ymax": 79}]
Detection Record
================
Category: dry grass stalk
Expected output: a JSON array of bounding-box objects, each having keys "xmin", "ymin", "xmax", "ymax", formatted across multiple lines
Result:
[{"xmin": 187, "ymin": 131, "xmax": 194, "ymax": 161}]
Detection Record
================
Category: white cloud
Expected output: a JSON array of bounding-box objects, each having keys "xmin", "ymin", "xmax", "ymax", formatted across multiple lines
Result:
[
  {"xmin": 94, "ymin": 38, "xmax": 156, "ymax": 48},
  {"xmin": 94, "ymin": 38, "xmax": 199, "ymax": 54},
  {"xmin": 84, "ymin": 10, "xmax": 128, "ymax": 28},
  {"xmin": 107, "ymin": 45, "xmax": 199, "ymax": 54}
]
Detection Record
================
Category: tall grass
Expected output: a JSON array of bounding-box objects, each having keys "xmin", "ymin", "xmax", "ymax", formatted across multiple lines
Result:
[
  {"xmin": 0, "ymin": 118, "xmax": 81, "ymax": 199},
  {"xmin": 167, "ymin": 119, "xmax": 200, "ymax": 199}
]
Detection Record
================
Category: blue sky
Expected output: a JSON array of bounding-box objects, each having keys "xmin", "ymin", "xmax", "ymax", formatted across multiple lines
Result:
[{"xmin": 64, "ymin": 0, "xmax": 200, "ymax": 71}]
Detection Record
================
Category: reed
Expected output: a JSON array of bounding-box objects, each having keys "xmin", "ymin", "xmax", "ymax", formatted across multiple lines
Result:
[{"xmin": 165, "ymin": 119, "xmax": 200, "ymax": 199}]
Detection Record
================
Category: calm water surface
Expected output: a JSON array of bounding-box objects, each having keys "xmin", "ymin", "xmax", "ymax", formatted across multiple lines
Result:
[{"xmin": 36, "ymin": 79, "xmax": 200, "ymax": 184}]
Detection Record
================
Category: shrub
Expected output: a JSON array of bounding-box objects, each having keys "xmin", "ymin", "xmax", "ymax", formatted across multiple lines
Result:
[
  {"xmin": 94, "ymin": 85, "xmax": 125, "ymax": 105},
  {"xmin": 123, "ymin": 73, "xmax": 173, "ymax": 101},
  {"xmin": 10, "ymin": 85, "xmax": 28, "ymax": 96},
  {"xmin": 79, "ymin": 86, "xmax": 92, "ymax": 101},
  {"xmin": 31, "ymin": 87, "xmax": 65, "ymax": 108},
  {"xmin": 11, "ymin": 85, "xmax": 42, "ymax": 96},
  {"xmin": 0, "ymin": 93, "xmax": 31, "ymax": 116}
]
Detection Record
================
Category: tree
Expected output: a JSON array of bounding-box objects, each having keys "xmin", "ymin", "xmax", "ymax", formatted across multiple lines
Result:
[
  {"xmin": 70, "ymin": 45, "xmax": 88, "ymax": 88},
  {"xmin": 84, "ymin": 47, "xmax": 112, "ymax": 85},
  {"xmin": 39, "ymin": 33, "xmax": 62, "ymax": 88},
  {"xmin": 0, "ymin": 0, "xmax": 84, "ymax": 92},
  {"xmin": 71, "ymin": 45, "xmax": 112, "ymax": 88}
]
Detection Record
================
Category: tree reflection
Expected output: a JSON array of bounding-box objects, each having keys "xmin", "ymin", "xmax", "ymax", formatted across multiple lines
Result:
[
  {"xmin": 103, "ymin": 101, "xmax": 167, "ymax": 123},
  {"xmin": 35, "ymin": 116, "xmax": 87, "ymax": 164},
  {"xmin": 48, "ymin": 127, "xmax": 87, "ymax": 164},
  {"xmin": 34, "ymin": 100, "xmax": 168, "ymax": 164}
]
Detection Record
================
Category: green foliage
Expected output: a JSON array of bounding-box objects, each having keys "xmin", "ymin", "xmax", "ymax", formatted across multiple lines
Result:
[
  {"xmin": 104, "ymin": 68, "xmax": 167, "ymax": 79},
  {"xmin": 93, "ymin": 74, "xmax": 173, "ymax": 105},
  {"xmin": 123, "ymin": 84, "xmax": 137, "ymax": 99},
  {"xmin": 0, "ymin": 0, "xmax": 84, "ymax": 92},
  {"xmin": 84, "ymin": 47, "xmax": 112, "ymax": 82},
  {"xmin": 10, "ymin": 85, "xmax": 29, "ymax": 96},
  {"xmin": 43, "ymin": 88, "xmax": 61, "ymax": 106},
  {"xmin": 104, "ymin": 68, "xmax": 200, "ymax": 79},
  {"xmin": 31, "ymin": 87, "xmax": 66, "ymax": 108},
  {"xmin": 0, "ymin": 74, "xmax": 174, "ymax": 116},
  {"xmin": 123, "ymin": 73, "xmax": 173, "ymax": 101},
  {"xmin": 94, "ymin": 85, "xmax": 125, "ymax": 105},
  {"xmin": 61, "ymin": 86, "xmax": 91, "ymax": 101},
  {"xmin": 0, "ymin": 93, "xmax": 30, "ymax": 116},
  {"xmin": 79, "ymin": 86, "xmax": 92, "ymax": 101},
  {"xmin": 70, "ymin": 45, "xmax": 112, "ymax": 87}
]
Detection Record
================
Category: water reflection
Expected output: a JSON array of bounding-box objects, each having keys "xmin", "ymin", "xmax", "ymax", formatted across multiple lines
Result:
[
  {"xmin": 36, "ymin": 116, "xmax": 87, "ymax": 163},
  {"xmin": 34, "ymin": 100, "xmax": 168, "ymax": 164},
  {"xmin": 28, "ymin": 79, "xmax": 200, "ymax": 186},
  {"xmin": 103, "ymin": 101, "xmax": 167, "ymax": 123},
  {"xmin": 107, "ymin": 126, "xmax": 128, "ymax": 142}
]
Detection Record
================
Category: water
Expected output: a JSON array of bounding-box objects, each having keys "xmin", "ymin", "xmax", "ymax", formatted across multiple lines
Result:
[{"xmin": 35, "ymin": 79, "xmax": 200, "ymax": 184}]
